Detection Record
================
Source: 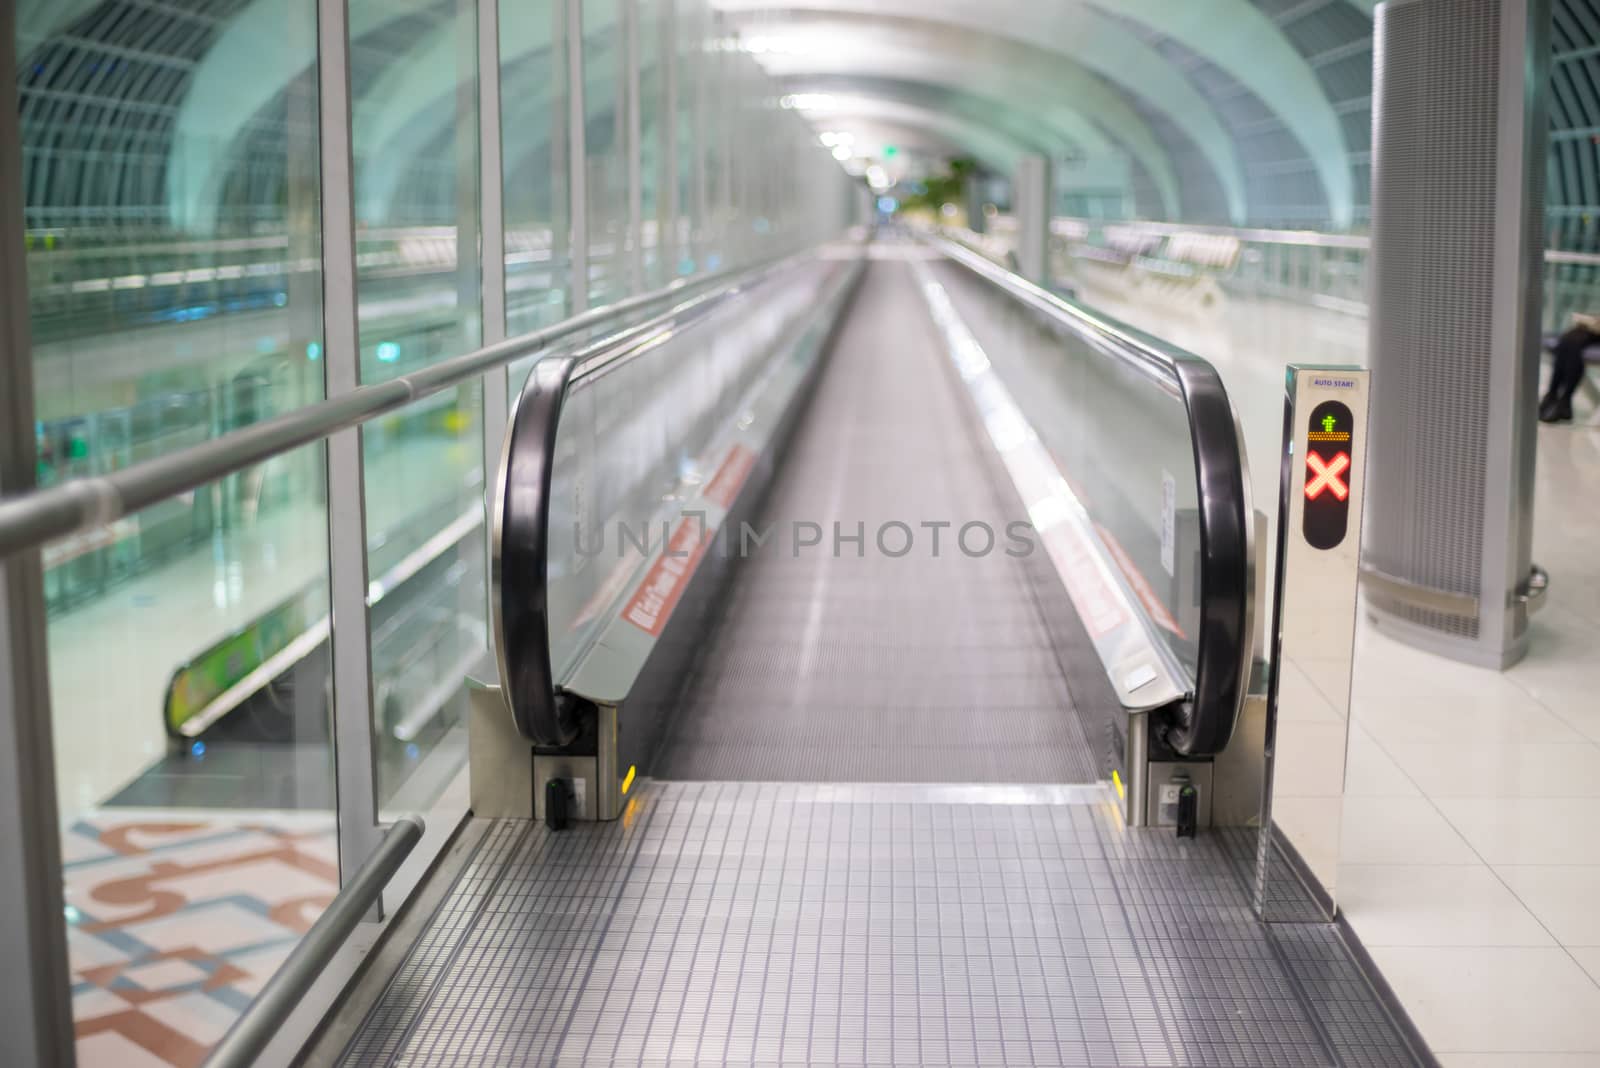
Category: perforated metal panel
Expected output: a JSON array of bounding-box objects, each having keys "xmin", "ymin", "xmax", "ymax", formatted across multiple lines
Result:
[
  {"xmin": 1365, "ymin": 0, "xmax": 1548, "ymax": 666},
  {"xmin": 341, "ymin": 787, "xmax": 1423, "ymax": 1068}
]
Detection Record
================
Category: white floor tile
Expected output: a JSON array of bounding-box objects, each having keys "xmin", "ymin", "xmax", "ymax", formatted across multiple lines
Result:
[
  {"xmin": 1350, "ymin": 630, "xmax": 1533, "ymax": 703},
  {"xmin": 1440, "ymin": 1055, "xmax": 1600, "ymax": 1066},
  {"xmin": 1532, "ymin": 694, "xmax": 1600, "ymax": 747},
  {"xmin": 1499, "ymin": 867, "xmax": 1600, "ymax": 947},
  {"xmin": 1438, "ymin": 797, "xmax": 1600, "ymax": 867},
  {"xmin": 1340, "ymin": 796, "xmax": 1480, "ymax": 866},
  {"xmin": 76, "ymin": 1033, "xmax": 174, "ymax": 1068},
  {"xmin": 1571, "ymin": 946, "xmax": 1600, "ymax": 989},
  {"xmin": 1342, "ymin": 737, "xmax": 1420, "ymax": 798},
  {"xmin": 1353, "ymin": 692, "xmax": 1584, "ymax": 747},
  {"xmin": 1366, "ymin": 946, "xmax": 1600, "ymax": 1053},
  {"xmin": 1383, "ymin": 740, "xmax": 1600, "ymax": 798},
  {"xmin": 1339, "ymin": 865, "xmax": 1554, "ymax": 947}
]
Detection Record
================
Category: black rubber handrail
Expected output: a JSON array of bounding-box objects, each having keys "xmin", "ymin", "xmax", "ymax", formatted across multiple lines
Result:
[
  {"xmin": 926, "ymin": 232, "xmax": 1253, "ymax": 757},
  {"xmin": 490, "ymin": 248, "xmax": 831, "ymax": 746}
]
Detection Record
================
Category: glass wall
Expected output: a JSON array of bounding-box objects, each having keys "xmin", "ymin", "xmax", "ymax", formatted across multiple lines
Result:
[
  {"xmin": 17, "ymin": 0, "xmax": 336, "ymax": 1064},
  {"xmin": 583, "ymin": 0, "xmax": 627, "ymax": 306},
  {"xmin": 348, "ymin": 0, "xmax": 486, "ymax": 814},
  {"xmin": 7, "ymin": 0, "xmax": 851, "ymax": 1062},
  {"xmin": 24, "ymin": 0, "xmax": 327, "ymax": 612},
  {"xmin": 503, "ymin": 0, "xmax": 569, "ymax": 335},
  {"xmin": 675, "ymin": 0, "xmax": 705, "ymax": 276},
  {"xmin": 639, "ymin": 0, "xmax": 668, "ymax": 290},
  {"xmin": 55, "ymin": 440, "xmax": 335, "ymax": 1068}
]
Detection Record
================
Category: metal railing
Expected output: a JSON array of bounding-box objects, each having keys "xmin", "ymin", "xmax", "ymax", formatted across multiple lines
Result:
[
  {"xmin": 925, "ymin": 232, "xmax": 1255, "ymax": 758},
  {"xmin": 0, "ymin": 238, "xmax": 838, "ymax": 1067},
  {"xmin": 1052, "ymin": 215, "xmax": 1600, "ymax": 328},
  {"xmin": 0, "ymin": 246, "xmax": 814, "ymax": 562},
  {"xmin": 490, "ymin": 245, "xmax": 859, "ymax": 746},
  {"xmin": 201, "ymin": 815, "xmax": 425, "ymax": 1068}
]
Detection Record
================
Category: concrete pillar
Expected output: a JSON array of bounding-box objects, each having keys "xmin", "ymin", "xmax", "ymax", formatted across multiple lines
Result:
[
  {"xmin": 1013, "ymin": 154, "xmax": 1052, "ymax": 287},
  {"xmin": 1363, "ymin": 0, "xmax": 1550, "ymax": 668}
]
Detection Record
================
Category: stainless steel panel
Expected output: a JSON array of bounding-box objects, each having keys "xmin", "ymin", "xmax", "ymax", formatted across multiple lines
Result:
[
  {"xmin": 1257, "ymin": 366, "xmax": 1370, "ymax": 921},
  {"xmin": 467, "ymin": 680, "xmax": 532, "ymax": 820}
]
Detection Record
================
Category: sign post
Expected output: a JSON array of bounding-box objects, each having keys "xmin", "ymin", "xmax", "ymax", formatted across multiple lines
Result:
[{"xmin": 1255, "ymin": 366, "xmax": 1370, "ymax": 921}]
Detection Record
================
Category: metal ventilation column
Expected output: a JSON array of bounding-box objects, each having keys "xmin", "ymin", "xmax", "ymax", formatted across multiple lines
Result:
[
  {"xmin": 1013, "ymin": 154, "xmax": 1052, "ymax": 286},
  {"xmin": 1364, "ymin": 0, "xmax": 1550, "ymax": 668}
]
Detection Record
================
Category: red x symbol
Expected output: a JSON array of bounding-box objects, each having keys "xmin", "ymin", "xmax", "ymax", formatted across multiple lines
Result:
[{"xmin": 1305, "ymin": 451, "xmax": 1350, "ymax": 501}]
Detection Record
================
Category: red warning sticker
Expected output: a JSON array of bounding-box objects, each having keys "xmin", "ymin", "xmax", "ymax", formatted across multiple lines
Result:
[
  {"xmin": 1041, "ymin": 522, "xmax": 1127, "ymax": 639},
  {"xmin": 703, "ymin": 444, "xmax": 757, "ymax": 509},
  {"xmin": 1096, "ymin": 523, "xmax": 1185, "ymax": 639},
  {"xmin": 622, "ymin": 516, "xmax": 712, "ymax": 637}
]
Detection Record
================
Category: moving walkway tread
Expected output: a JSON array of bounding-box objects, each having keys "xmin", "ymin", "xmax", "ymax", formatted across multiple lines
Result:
[{"xmin": 652, "ymin": 256, "xmax": 1102, "ymax": 784}]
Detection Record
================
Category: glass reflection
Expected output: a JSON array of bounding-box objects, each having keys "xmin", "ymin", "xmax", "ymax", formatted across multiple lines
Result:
[
  {"xmin": 503, "ymin": 0, "xmax": 570, "ymax": 334},
  {"xmin": 349, "ymin": 0, "xmax": 486, "ymax": 813},
  {"xmin": 584, "ymin": 0, "xmax": 627, "ymax": 305},
  {"xmin": 18, "ymin": 0, "xmax": 336, "ymax": 1059}
]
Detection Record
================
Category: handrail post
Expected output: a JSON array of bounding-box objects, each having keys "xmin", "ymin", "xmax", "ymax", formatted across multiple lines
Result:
[
  {"xmin": 202, "ymin": 816, "xmax": 425, "ymax": 1068},
  {"xmin": 316, "ymin": 0, "xmax": 383, "ymax": 899},
  {"xmin": 567, "ymin": 0, "xmax": 589, "ymax": 313},
  {"xmin": 0, "ymin": 6, "xmax": 76, "ymax": 1061},
  {"xmin": 479, "ymin": 0, "xmax": 510, "ymax": 656}
]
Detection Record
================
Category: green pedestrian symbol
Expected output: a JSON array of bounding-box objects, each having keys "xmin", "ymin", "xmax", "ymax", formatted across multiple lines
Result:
[{"xmin": 1321, "ymin": 414, "xmax": 1337, "ymax": 433}]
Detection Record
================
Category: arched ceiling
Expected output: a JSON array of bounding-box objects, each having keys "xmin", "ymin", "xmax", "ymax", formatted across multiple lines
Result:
[
  {"xmin": 726, "ymin": 7, "xmax": 1244, "ymax": 223},
  {"xmin": 786, "ymin": 93, "xmax": 1035, "ymax": 174},
  {"xmin": 783, "ymin": 76, "xmax": 1069, "ymax": 165},
  {"xmin": 714, "ymin": 0, "xmax": 1347, "ymax": 225},
  {"xmin": 746, "ymin": 32, "xmax": 1186, "ymax": 218},
  {"xmin": 168, "ymin": 0, "xmax": 453, "ymax": 229},
  {"xmin": 18, "ymin": 0, "xmax": 1600, "ymax": 236}
]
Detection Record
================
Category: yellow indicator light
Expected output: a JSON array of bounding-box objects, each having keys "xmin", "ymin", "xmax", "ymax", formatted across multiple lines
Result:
[
  {"xmin": 1111, "ymin": 769, "xmax": 1125, "ymax": 799},
  {"xmin": 621, "ymin": 765, "xmax": 637, "ymax": 795}
]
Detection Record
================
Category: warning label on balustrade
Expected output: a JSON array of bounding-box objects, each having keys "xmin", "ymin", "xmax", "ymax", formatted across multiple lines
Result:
[
  {"xmin": 1041, "ymin": 522, "xmax": 1127, "ymax": 639},
  {"xmin": 622, "ymin": 517, "xmax": 712, "ymax": 637},
  {"xmin": 703, "ymin": 444, "xmax": 756, "ymax": 509}
]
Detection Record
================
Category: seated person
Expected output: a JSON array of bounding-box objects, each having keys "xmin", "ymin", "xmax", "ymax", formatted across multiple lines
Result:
[{"xmin": 1541, "ymin": 311, "xmax": 1600, "ymax": 423}]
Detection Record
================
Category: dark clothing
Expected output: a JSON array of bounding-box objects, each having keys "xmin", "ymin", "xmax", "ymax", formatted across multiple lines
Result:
[{"xmin": 1542, "ymin": 324, "xmax": 1595, "ymax": 420}]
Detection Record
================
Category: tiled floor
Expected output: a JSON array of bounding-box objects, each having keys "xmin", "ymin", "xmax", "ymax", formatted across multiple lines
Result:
[
  {"xmin": 62, "ymin": 809, "xmax": 337, "ymax": 1068},
  {"xmin": 1070, "ymin": 265, "xmax": 1600, "ymax": 1064}
]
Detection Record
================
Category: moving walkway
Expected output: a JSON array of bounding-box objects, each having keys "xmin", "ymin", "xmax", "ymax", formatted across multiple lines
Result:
[{"xmin": 315, "ymin": 233, "xmax": 1422, "ymax": 1068}]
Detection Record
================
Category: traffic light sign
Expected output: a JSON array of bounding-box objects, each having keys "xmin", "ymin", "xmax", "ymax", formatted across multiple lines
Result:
[{"xmin": 1303, "ymin": 400, "xmax": 1355, "ymax": 549}]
